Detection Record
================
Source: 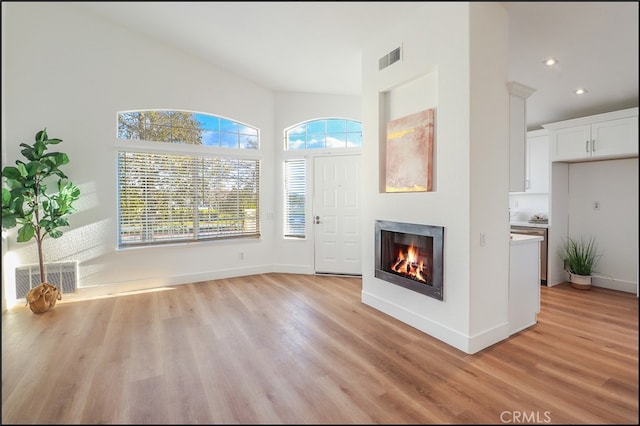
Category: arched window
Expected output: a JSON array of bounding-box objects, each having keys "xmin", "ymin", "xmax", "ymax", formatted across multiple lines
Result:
[
  {"xmin": 117, "ymin": 110, "xmax": 260, "ymax": 247},
  {"xmin": 285, "ymin": 118, "xmax": 362, "ymax": 150},
  {"xmin": 118, "ymin": 110, "xmax": 259, "ymax": 149}
]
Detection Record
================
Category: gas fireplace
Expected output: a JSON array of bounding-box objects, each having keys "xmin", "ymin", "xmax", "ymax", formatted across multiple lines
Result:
[{"xmin": 375, "ymin": 220, "xmax": 444, "ymax": 301}]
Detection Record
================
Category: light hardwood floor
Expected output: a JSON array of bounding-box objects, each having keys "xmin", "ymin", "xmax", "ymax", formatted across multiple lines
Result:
[{"xmin": 2, "ymin": 273, "xmax": 638, "ymax": 424}]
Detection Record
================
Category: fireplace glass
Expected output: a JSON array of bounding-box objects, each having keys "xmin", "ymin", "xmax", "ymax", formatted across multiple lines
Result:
[{"xmin": 375, "ymin": 220, "xmax": 444, "ymax": 300}]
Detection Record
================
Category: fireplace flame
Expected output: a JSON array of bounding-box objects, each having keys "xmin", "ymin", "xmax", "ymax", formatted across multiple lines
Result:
[{"xmin": 391, "ymin": 244, "xmax": 427, "ymax": 283}]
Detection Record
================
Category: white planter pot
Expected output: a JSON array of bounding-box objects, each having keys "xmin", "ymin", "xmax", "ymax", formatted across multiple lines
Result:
[{"xmin": 570, "ymin": 273, "xmax": 592, "ymax": 289}]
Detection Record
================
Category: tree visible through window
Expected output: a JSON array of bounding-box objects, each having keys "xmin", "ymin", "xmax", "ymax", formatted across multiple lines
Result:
[
  {"xmin": 118, "ymin": 110, "xmax": 259, "ymax": 149},
  {"xmin": 117, "ymin": 110, "xmax": 260, "ymax": 247}
]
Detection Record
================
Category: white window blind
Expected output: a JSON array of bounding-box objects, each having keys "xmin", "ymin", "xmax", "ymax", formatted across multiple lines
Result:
[
  {"xmin": 284, "ymin": 159, "xmax": 306, "ymax": 238},
  {"xmin": 118, "ymin": 151, "xmax": 260, "ymax": 247}
]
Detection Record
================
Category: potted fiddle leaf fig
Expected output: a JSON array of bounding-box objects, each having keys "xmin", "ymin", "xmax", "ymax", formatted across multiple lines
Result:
[
  {"xmin": 1, "ymin": 128, "xmax": 81, "ymax": 313},
  {"xmin": 562, "ymin": 235, "xmax": 601, "ymax": 290}
]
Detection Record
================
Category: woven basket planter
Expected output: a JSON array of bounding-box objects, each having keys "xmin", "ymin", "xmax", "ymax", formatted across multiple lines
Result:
[{"xmin": 570, "ymin": 273, "xmax": 592, "ymax": 290}]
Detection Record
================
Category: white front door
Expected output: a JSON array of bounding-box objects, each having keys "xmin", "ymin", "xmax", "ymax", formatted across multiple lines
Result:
[{"xmin": 313, "ymin": 155, "xmax": 362, "ymax": 275}]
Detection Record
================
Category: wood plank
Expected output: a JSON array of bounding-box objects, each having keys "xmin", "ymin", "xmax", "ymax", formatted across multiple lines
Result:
[{"xmin": 2, "ymin": 275, "xmax": 637, "ymax": 424}]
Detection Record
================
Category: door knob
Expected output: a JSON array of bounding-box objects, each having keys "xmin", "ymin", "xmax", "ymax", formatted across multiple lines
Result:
[{"xmin": 315, "ymin": 215, "xmax": 321, "ymax": 224}]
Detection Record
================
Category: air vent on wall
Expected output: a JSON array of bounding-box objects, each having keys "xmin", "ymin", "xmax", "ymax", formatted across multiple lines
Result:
[
  {"xmin": 379, "ymin": 46, "xmax": 402, "ymax": 70},
  {"xmin": 15, "ymin": 261, "xmax": 78, "ymax": 299}
]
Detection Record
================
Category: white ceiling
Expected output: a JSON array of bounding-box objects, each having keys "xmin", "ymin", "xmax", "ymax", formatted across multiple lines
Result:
[{"xmin": 77, "ymin": 1, "xmax": 638, "ymax": 130}]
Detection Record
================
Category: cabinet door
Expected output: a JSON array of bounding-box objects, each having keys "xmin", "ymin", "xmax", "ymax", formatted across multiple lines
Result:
[
  {"xmin": 591, "ymin": 116, "xmax": 638, "ymax": 159},
  {"xmin": 526, "ymin": 134, "xmax": 549, "ymax": 193},
  {"xmin": 509, "ymin": 94, "xmax": 527, "ymax": 192},
  {"xmin": 508, "ymin": 240, "xmax": 540, "ymax": 335},
  {"xmin": 551, "ymin": 125, "xmax": 591, "ymax": 161}
]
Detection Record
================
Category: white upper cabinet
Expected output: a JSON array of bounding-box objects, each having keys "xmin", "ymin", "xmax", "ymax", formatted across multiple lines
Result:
[
  {"xmin": 525, "ymin": 130, "xmax": 549, "ymax": 193},
  {"xmin": 508, "ymin": 82, "xmax": 536, "ymax": 192},
  {"xmin": 590, "ymin": 117, "xmax": 638, "ymax": 158},
  {"xmin": 544, "ymin": 107, "xmax": 638, "ymax": 162}
]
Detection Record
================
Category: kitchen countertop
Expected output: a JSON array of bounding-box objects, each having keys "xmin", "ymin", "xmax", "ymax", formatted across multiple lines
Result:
[
  {"xmin": 510, "ymin": 221, "xmax": 549, "ymax": 229},
  {"xmin": 510, "ymin": 234, "xmax": 543, "ymax": 245}
]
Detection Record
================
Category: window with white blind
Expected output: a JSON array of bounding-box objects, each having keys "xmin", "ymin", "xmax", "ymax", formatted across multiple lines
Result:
[
  {"xmin": 284, "ymin": 159, "xmax": 306, "ymax": 238},
  {"xmin": 117, "ymin": 110, "xmax": 260, "ymax": 248}
]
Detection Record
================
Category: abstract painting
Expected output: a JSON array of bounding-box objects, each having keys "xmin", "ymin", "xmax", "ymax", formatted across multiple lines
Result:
[{"xmin": 385, "ymin": 108, "xmax": 435, "ymax": 192}]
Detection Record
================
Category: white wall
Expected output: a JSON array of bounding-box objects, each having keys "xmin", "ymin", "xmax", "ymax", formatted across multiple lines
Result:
[
  {"xmin": 1, "ymin": 3, "xmax": 366, "ymax": 308},
  {"xmin": 547, "ymin": 162, "xmax": 570, "ymax": 286},
  {"xmin": 2, "ymin": 3, "xmax": 280, "ymax": 303},
  {"xmin": 1, "ymin": 3, "xmax": 7, "ymax": 313},
  {"xmin": 509, "ymin": 194, "xmax": 549, "ymax": 222},
  {"xmin": 360, "ymin": 3, "xmax": 511, "ymax": 354},
  {"xmin": 567, "ymin": 158, "xmax": 638, "ymax": 292},
  {"xmin": 468, "ymin": 3, "xmax": 511, "ymax": 345}
]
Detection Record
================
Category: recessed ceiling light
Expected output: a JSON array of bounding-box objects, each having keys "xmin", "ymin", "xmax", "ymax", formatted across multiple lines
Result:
[
  {"xmin": 575, "ymin": 88, "xmax": 588, "ymax": 95},
  {"xmin": 543, "ymin": 57, "xmax": 558, "ymax": 66}
]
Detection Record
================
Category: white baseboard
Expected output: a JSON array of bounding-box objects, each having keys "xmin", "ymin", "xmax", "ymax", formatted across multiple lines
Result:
[
  {"xmin": 361, "ymin": 290, "xmax": 509, "ymax": 355},
  {"xmin": 67, "ymin": 265, "xmax": 275, "ymax": 301},
  {"xmin": 592, "ymin": 275, "xmax": 637, "ymax": 294}
]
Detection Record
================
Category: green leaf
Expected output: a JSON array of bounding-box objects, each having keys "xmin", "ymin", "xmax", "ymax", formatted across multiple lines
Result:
[
  {"xmin": 17, "ymin": 204, "xmax": 33, "ymax": 219},
  {"xmin": 55, "ymin": 218, "xmax": 70, "ymax": 227},
  {"xmin": 34, "ymin": 141, "xmax": 46, "ymax": 158},
  {"xmin": 1, "ymin": 187, "xmax": 10, "ymax": 206},
  {"xmin": 52, "ymin": 170, "xmax": 68, "ymax": 180},
  {"xmin": 25, "ymin": 177, "xmax": 38, "ymax": 190},
  {"xmin": 9, "ymin": 194, "xmax": 26, "ymax": 214},
  {"xmin": 35, "ymin": 129, "xmax": 47, "ymax": 142},
  {"xmin": 67, "ymin": 184, "xmax": 81, "ymax": 199},
  {"xmin": 59, "ymin": 180, "xmax": 80, "ymax": 195},
  {"xmin": 3, "ymin": 178, "xmax": 20, "ymax": 190},
  {"xmin": 25, "ymin": 161, "xmax": 45, "ymax": 177},
  {"xmin": 16, "ymin": 162, "xmax": 28, "ymax": 178},
  {"xmin": 52, "ymin": 152, "xmax": 69, "ymax": 167},
  {"xmin": 46, "ymin": 138, "xmax": 63, "ymax": 145},
  {"xmin": 16, "ymin": 223, "xmax": 35, "ymax": 242},
  {"xmin": 48, "ymin": 229, "xmax": 63, "ymax": 239},
  {"xmin": 1, "ymin": 212, "xmax": 18, "ymax": 229},
  {"xmin": 19, "ymin": 145, "xmax": 37, "ymax": 161},
  {"xmin": 2, "ymin": 166, "xmax": 21, "ymax": 180},
  {"xmin": 40, "ymin": 157, "xmax": 56, "ymax": 172}
]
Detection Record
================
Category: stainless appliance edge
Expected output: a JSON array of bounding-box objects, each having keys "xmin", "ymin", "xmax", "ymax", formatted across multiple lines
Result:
[{"xmin": 510, "ymin": 225, "xmax": 548, "ymax": 285}]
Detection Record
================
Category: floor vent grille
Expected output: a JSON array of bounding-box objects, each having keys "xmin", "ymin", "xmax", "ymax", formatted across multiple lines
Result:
[{"xmin": 15, "ymin": 261, "xmax": 78, "ymax": 299}]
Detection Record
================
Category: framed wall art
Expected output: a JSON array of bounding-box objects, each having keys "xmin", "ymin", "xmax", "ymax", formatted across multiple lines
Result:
[{"xmin": 385, "ymin": 108, "xmax": 435, "ymax": 192}]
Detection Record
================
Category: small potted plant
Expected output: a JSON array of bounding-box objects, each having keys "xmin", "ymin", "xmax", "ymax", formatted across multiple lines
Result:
[
  {"xmin": 562, "ymin": 235, "xmax": 601, "ymax": 289},
  {"xmin": 2, "ymin": 128, "xmax": 80, "ymax": 313}
]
